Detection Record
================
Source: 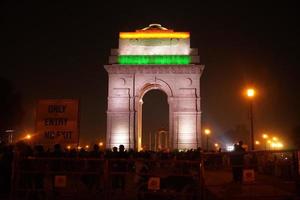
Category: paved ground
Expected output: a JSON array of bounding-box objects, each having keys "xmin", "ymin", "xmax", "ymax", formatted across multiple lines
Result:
[{"xmin": 204, "ymin": 169, "xmax": 299, "ymax": 200}]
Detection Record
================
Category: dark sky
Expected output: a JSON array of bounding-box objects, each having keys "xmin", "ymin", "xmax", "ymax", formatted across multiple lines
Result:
[{"xmin": 1, "ymin": 1, "xmax": 299, "ymax": 146}]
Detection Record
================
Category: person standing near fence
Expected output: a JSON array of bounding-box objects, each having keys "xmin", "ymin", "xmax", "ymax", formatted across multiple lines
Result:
[{"xmin": 230, "ymin": 141, "xmax": 245, "ymax": 182}]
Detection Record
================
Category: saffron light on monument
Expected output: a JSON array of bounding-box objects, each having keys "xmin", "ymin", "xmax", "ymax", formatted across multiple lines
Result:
[
  {"xmin": 118, "ymin": 24, "xmax": 191, "ymax": 60},
  {"xmin": 119, "ymin": 32, "xmax": 190, "ymax": 39}
]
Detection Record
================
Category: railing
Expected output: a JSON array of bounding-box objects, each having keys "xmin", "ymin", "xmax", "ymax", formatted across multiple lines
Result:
[
  {"xmin": 201, "ymin": 150, "xmax": 300, "ymax": 199},
  {"xmin": 11, "ymin": 156, "xmax": 202, "ymax": 200},
  {"xmin": 8, "ymin": 150, "xmax": 300, "ymax": 200},
  {"xmin": 201, "ymin": 150, "xmax": 299, "ymax": 181}
]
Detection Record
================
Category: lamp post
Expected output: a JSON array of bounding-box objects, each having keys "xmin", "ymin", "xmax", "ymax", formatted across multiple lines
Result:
[
  {"xmin": 246, "ymin": 88, "xmax": 256, "ymax": 151},
  {"xmin": 204, "ymin": 128, "xmax": 211, "ymax": 151},
  {"xmin": 262, "ymin": 133, "xmax": 268, "ymax": 150},
  {"xmin": 255, "ymin": 140, "xmax": 260, "ymax": 147}
]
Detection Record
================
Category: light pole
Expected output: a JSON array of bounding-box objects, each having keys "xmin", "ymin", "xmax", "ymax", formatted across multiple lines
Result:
[
  {"xmin": 204, "ymin": 128, "xmax": 211, "ymax": 151},
  {"xmin": 214, "ymin": 143, "xmax": 219, "ymax": 151},
  {"xmin": 262, "ymin": 133, "xmax": 268, "ymax": 150},
  {"xmin": 255, "ymin": 140, "xmax": 260, "ymax": 149},
  {"xmin": 246, "ymin": 88, "xmax": 256, "ymax": 151}
]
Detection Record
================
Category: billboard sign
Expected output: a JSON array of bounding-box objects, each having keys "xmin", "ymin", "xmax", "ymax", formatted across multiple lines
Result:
[{"xmin": 35, "ymin": 99, "xmax": 79, "ymax": 147}]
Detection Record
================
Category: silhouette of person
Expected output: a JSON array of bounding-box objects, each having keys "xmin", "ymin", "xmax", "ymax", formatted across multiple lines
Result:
[{"xmin": 231, "ymin": 141, "xmax": 245, "ymax": 182}]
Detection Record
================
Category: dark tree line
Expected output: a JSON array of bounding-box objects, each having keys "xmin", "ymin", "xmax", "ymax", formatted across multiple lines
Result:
[{"xmin": 0, "ymin": 77, "xmax": 23, "ymax": 132}]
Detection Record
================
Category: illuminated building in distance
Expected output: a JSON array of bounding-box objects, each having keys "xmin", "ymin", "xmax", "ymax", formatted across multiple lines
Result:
[{"xmin": 105, "ymin": 24, "xmax": 204, "ymax": 150}]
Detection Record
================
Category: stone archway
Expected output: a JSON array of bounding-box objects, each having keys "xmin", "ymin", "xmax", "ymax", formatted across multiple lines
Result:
[
  {"xmin": 104, "ymin": 24, "xmax": 204, "ymax": 151},
  {"xmin": 137, "ymin": 83, "xmax": 171, "ymax": 151}
]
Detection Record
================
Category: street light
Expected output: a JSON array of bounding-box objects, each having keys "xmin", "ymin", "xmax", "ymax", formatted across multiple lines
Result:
[
  {"xmin": 245, "ymin": 87, "xmax": 256, "ymax": 151},
  {"xmin": 204, "ymin": 128, "xmax": 211, "ymax": 152},
  {"xmin": 26, "ymin": 134, "xmax": 31, "ymax": 140},
  {"xmin": 262, "ymin": 133, "xmax": 268, "ymax": 150},
  {"xmin": 214, "ymin": 143, "xmax": 219, "ymax": 151},
  {"xmin": 262, "ymin": 134, "xmax": 268, "ymax": 139}
]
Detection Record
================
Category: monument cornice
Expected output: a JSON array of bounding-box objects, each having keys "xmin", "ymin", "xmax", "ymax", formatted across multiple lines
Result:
[{"xmin": 104, "ymin": 64, "xmax": 205, "ymax": 74}]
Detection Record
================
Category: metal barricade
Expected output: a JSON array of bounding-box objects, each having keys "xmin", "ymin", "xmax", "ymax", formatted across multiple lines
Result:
[{"xmin": 11, "ymin": 156, "xmax": 203, "ymax": 200}]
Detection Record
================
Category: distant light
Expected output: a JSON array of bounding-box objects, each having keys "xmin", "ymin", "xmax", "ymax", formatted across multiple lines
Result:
[
  {"xmin": 267, "ymin": 140, "xmax": 272, "ymax": 144},
  {"xmin": 270, "ymin": 142, "xmax": 283, "ymax": 149},
  {"xmin": 85, "ymin": 145, "xmax": 89, "ymax": 149},
  {"xmin": 255, "ymin": 141, "xmax": 260, "ymax": 145},
  {"xmin": 262, "ymin": 134, "xmax": 268, "ymax": 139},
  {"xmin": 26, "ymin": 134, "xmax": 31, "ymax": 140},
  {"xmin": 5, "ymin": 129, "xmax": 14, "ymax": 133},
  {"xmin": 204, "ymin": 129, "xmax": 211, "ymax": 135},
  {"xmin": 214, "ymin": 143, "xmax": 219, "ymax": 147},
  {"xmin": 99, "ymin": 142, "xmax": 103, "ymax": 147},
  {"xmin": 272, "ymin": 137, "xmax": 278, "ymax": 141},
  {"xmin": 246, "ymin": 88, "xmax": 255, "ymax": 98},
  {"xmin": 226, "ymin": 145, "xmax": 234, "ymax": 151},
  {"xmin": 67, "ymin": 145, "xmax": 71, "ymax": 150},
  {"xmin": 77, "ymin": 146, "xmax": 82, "ymax": 150},
  {"xmin": 277, "ymin": 143, "xmax": 283, "ymax": 148}
]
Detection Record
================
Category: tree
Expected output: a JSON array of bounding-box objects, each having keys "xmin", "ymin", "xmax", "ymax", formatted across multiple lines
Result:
[{"xmin": 0, "ymin": 77, "xmax": 23, "ymax": 131}]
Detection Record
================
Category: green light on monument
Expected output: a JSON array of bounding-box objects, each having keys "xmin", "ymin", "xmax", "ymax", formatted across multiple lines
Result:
[{"xmin": 118, "ymin": 55, "xmax": 191, "ymax": 65}]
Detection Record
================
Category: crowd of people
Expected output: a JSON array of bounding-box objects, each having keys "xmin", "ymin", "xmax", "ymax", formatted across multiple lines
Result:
[
  {"xmin": 0, "ymin": 140, "xmax": 295, "ymax": 197},
  {"xmin": 0, "ymin": 142, "xmax": 204, "ymax": 198},
  {"xmin": 1, "ymin": 141, "xmax": 203, "ymax": 160}
]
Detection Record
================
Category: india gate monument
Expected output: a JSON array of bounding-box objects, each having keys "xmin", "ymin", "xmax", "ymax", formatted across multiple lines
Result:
[{"xmin": 105, "ymin": 24, "xmax": 204, "ymax": 151}]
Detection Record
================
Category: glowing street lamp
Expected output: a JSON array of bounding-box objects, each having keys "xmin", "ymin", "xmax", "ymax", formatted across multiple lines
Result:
[
  {"xmin": 99, "ymin": 142, "xmax": 104, "ymax": 147},
  {"xmin": 204, "ymin": 128, "xmax": 211, "ymax": 151},
  {"xmin": 271, "ymin": 141, "xmax": 284, "ymax": 149},
  {"xmin": 247, "ymin": 89, "xmax": 255, "ymax": 97},
  {"xmin": 214, "ymin": 143, "xmax": 219, "ymax": 151},
  {"xmin": 262, "ymin": 134, "xmax": 268, "ymax": 139},
  {"xmin": 277, "ymin": 142, "xmax": 283, "ymax": 148},
  {"xmin": 26, "ymin": 134, "xmax": 31, "ymax": 140},
  {"xmin": 245, "ymin": 87, "xmax": 256, "ymax": 150},
  {"xmin": 255, "ymin": 140, "xmax": 260, "ymax": 145},
  {"xmin": 262, "ymin": 134, "xmax": 268, "ymax": 150}
]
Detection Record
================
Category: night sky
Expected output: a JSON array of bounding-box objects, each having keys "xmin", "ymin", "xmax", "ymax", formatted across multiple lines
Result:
[{"xmin": 1, "ymin": 1, "xmax": 299, "ymax": 147}]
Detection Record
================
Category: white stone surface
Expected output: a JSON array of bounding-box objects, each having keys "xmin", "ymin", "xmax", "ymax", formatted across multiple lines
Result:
[
  {"xmin": 105, "ymin": 65, "xmax": 204, "ymax": 150},
  {"xmin": 119, "ymin": 38, "xmax": 190, "ymax": 55}
]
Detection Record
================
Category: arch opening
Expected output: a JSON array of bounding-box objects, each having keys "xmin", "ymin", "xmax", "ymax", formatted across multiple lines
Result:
[{"xmin": 140, "ymin": 89, "xmax": 169, "ymax": 151}]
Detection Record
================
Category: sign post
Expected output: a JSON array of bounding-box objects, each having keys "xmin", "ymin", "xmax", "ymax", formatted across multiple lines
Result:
[{"xmin": 35, "ymin": 99, "xmax": 79, "ymax": 148}]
